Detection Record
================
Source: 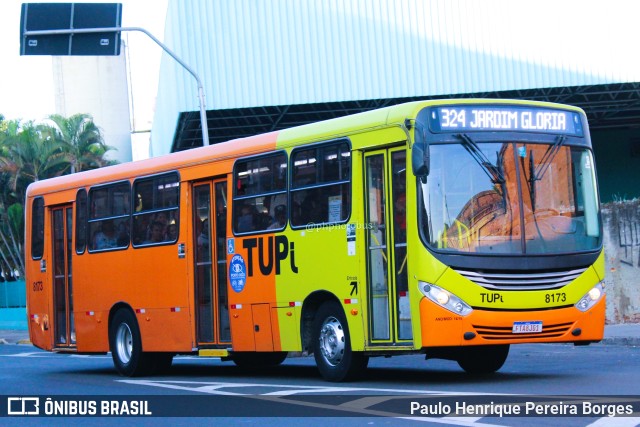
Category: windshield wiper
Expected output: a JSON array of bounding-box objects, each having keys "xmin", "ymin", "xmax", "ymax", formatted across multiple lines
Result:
[
  {"xmin": 520, "ymin": 148, "xmax": 536, "ymax": 209},
  {"xmin": 533, "ymin": 135, "xmax": 567, "ymax": 181},
  {"xmin": 457, "ymin": 133, "xmax": 505, "ymax": 184}
]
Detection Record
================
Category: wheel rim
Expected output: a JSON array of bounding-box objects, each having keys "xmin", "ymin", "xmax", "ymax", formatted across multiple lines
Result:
[
  {"xmin": 318, "ymin": 316, "xmax": 345, "ymax": 366},
  {"xmin": 115, "ymin": 322, "xmax": 133, "ymax": 365}
]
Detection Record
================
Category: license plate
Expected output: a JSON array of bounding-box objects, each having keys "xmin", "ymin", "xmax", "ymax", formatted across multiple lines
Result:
[{"xmin": 512, "ymin": 321, "xmax": 543, "ymax": 334}]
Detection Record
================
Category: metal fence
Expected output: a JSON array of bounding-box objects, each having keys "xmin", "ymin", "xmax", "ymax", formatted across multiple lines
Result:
[{"xmin": 0, "ymin": 280, "xmax": 26, "ymax": 308}]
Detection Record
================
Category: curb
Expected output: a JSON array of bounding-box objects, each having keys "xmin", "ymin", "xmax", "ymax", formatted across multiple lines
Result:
[{"xmin": 600, "ymin": 337, "xmax": 640, "ymax": 346}]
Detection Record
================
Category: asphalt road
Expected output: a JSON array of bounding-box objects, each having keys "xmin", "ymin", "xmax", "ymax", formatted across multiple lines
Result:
[{"xmin": 1, "ymin": 342, "xmax": 639, "ymax": 426}]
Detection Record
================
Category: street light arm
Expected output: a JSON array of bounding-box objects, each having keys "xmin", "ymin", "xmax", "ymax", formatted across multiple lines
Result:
[{"xmin": 23, "ymin": 26, "xmax": 210, "ymax": 147}]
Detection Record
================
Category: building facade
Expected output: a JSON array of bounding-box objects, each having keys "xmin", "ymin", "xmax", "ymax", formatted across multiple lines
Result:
[{"xmin": 152, "ymin": 0, "xmax": 640, "ymax": 201}]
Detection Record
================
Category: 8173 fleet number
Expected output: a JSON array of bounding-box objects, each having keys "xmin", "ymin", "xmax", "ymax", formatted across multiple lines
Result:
[{"xmin": 545, "ymin": 292, "xmax": 566, "ymax": 303}]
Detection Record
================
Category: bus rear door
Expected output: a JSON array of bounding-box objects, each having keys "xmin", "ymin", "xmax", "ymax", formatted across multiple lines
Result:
[
  {"xmin": 192, "ymin": 179, "xmax": 231, "ymax": 346},
  {"xmin": 51, "ymin": 204, "xmax": 76, "ymax": 348}
]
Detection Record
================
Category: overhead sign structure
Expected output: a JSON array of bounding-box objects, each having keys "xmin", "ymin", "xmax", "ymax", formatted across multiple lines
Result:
[
  {"xmin": 20, "ymin": 3, "xmax": 122, "ymax": 56},
  {"xmin": 19, "ymin": 2, "xmax": 210, "ymax": 147}
]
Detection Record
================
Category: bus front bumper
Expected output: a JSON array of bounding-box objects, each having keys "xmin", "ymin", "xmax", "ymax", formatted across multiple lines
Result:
[{"xmin": 418, "ymin": 295, "xmax": 606, "ymax": 348}]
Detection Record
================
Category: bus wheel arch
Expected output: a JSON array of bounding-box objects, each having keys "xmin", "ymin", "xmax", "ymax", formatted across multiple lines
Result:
[
  {"xmin": 310, "ymin": 299, "xmax": 369, "ymax": 382},
  {"xmin": 301, "ymin": 291, "xmax": 340, "ymax": 354},
  {"xmin": 108, "ymin": 305, "xmax": 153, "ymax": 377}
]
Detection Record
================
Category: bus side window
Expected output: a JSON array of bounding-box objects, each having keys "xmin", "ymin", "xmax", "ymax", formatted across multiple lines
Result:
[
  {"xmin": 87, "ymin": 181, "xmax": 131, "ymax": 252},
  {"xmin": 132, "ymin": 172, "xmax": 180, "ymax": 247},
  {"xmin": 290, "ymin": 140, "xmax": 351, "ymax": 227},
  {"xmin": 76, "ymin": 189, "xmax": 88, "ymax": 254},
  {"xmin": 232, "ymin": 152, "xmax": 288, "ymax": 234},
  {"xmin": 31, "ymin": 197, "xmax": 45, "ymax": 259}
]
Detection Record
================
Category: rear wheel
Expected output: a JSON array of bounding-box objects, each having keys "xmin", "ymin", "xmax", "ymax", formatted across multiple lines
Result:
[
  {"xmin": 457, "ymin": 344, "xmax": 510, "ymax": 374},
  {"xmin": 313, "ymin": 301, "xmax": 368, "ymax": 382},
  {"xmin": 109, "ymin": 309, "xmax": 153, "ymax": 376}
]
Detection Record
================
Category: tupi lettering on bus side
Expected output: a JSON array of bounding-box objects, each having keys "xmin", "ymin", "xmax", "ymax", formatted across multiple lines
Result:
[{"xmin": 242, "ymin": 235, "xmax": 299, "ymax": 276}]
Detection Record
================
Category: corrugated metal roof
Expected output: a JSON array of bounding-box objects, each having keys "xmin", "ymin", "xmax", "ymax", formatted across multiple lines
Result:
[{"xmin": 152, "ymin": 0, "xmax": 640, "ymax": 156}]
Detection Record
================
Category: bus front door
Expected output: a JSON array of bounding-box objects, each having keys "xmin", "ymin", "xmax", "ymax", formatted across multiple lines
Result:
[
  {"xmin": 51, "ymin": 204, "xmax": 75, "ymax": 348},
  {"xmin": 364, "ymin": 148, "xmax": 412, "ymax": 345},
  {"xmin": 192, "ymin": 180, "xmax": 231, "ymax": 346}
]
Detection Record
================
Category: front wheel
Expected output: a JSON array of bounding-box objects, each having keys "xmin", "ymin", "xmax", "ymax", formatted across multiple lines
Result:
[
  {"xmin": 457, "ymin": 344, "xmax": 510, "ymax": 374},
  {"xmin": 313, "ymin": 301, "xmax": 368, "ymax": 382}
]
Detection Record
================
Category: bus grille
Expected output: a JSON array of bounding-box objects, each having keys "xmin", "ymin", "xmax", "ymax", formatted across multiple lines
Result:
[
  {"xmin": 472, "ymin": 322, "xmax": 573, "ymax": 340},
  {"xmin": 452, "ymin": 267, "xmax": 588, "ymax": 291}
]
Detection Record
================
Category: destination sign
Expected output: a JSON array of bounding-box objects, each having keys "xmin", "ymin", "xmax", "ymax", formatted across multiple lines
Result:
[{"xmin": 430, "ymin": 106, "xmax": 583, "ymax": 136}]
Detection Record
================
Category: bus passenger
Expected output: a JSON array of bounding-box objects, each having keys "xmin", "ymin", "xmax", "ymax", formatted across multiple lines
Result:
[
  {"xmin": 166, "ymin": 223, "xmax": 178, "ymax": 241},
  {"xmin": 267, "ymin": 205, "xmax": 287, "ymax": 230},
  {"xmin": 197, "ymin": 218, "xmax": 209, "ymax": 248},
  {"xmin": 301, "ymin": 191, "xmax": 323, "ymax": 223},
  {"xmin": 144, "ymin": 221, "xmax": 165, "ymax": 244},
  {"xmin": 94, "ymin": 220, "xmax": 118, "ymax": 249},
  {"xmin": 116, "ymin": 221, "xmax": 130, "ymax": 247},
  {"xmin": 153, "ymin": 212, "xmax": 169, "ymax": 228},
  {"xmin": 237, "ymin": 204, "xmax": 256, "ymax": 232}
]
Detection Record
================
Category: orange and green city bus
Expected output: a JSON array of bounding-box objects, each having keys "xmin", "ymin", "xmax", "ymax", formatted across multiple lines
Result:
[{"xmin": 25, "ymin": 99, "xmax": 605, "ymax": 381}]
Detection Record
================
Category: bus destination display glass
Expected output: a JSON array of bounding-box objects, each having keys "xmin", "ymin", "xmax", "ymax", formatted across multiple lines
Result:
[{"xmin": 430, "ymin": 106, "xmax": 583, "ymax": 136}]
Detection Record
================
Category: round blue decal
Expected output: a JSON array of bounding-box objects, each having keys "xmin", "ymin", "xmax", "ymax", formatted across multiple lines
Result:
[{"xmin": 229, "ymin": 254, "xmax": 247, "ymax": 293}]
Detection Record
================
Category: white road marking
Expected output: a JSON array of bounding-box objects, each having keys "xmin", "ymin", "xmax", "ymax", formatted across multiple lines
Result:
[
  {"xmin": 1, "ymin": 351, "xmax": 110, "ymax": 358},
  {"xmin": 5, "ymin": 350, "xmax": 633, "ymax": 427},
  {"xmin": 119, "ymin": 379, "xmax": 507, "ymax": 397},
  {"xmin": 119, "ymin": 379, "xmax": 509, "ymax": 425},
  {"xmin": 587, "ymin": 417, "xmax": 640, "ymax": 427},
  {"xmin": 1, "ymin": 352, "xmax": 50, "ymax": 357}
]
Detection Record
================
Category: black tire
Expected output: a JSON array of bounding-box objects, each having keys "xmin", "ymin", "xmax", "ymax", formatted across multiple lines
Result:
[
  {"xmin": 109, "ymin": 309, "xmax": 153, "ymax": 377},
  {"xmin": 313, "ymin": 301, "xmax": 368, "ymax": 382},
  {"xmin": 457, "ymin": 344, "xmax": 510, "ymax": 374},
  {"xmin": 232, "ymin": 351, "xmax": 288, "ymax": 368}
]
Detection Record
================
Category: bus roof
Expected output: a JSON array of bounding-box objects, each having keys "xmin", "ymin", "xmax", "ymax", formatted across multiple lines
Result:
[{"xmin": 26, "ymin": 99, "xmax": 585, "ymax": 198}]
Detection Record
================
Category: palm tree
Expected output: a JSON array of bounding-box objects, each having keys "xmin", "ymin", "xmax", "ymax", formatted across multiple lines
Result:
[
  {"xmin": 0, "ymin": 115, "xmax": 119, "ymax": 280},
  {"xmin": 0, "ymin": 120, "xmax": 72, "ymax": 277},
  {"xmin": 0, "ymin": 120, "xmax": 68, "ymax": 203},
  {"xmin": 45, "ymin": 113, "xmax": 116, "ymax": 173}
]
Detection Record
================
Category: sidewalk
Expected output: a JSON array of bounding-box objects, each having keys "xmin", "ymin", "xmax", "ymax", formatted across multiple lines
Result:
[
  {"xmin": 601, "ymin": 323, "xmax": 640, "ymax": 346},
  {"xmin": 1, "ymin": 324, "xmax": 639, "ymax": 346},
  {"xmin": 0, "ymin": 329, "xmax": 30, "ymax": 345}
]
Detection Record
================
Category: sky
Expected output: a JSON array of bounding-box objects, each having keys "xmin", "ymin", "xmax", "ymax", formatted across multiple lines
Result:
[{"xmin": 0, "ymin": 0, "xmax": 168, "ymax": 158}]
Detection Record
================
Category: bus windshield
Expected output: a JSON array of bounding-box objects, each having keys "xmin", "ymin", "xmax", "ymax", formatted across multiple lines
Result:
[{"xmin": 419, "ymin": 140, "xmax": 601, "ymax": 255}]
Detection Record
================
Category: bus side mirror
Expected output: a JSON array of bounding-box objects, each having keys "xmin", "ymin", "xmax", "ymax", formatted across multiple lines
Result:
[{"xmin": 412, "ymin": 136, "xmax": 430, "ymax": 178}]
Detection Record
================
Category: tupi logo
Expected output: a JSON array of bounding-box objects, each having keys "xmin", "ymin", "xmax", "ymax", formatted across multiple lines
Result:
[{"xmin": 242, "ymin": 235, "xmax": 298, "ymax": 276}]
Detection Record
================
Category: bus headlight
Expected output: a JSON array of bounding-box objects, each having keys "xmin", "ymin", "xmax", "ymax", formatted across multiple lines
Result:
[
  {"xmin": 419, "ymin": 281, "xmax": 473, "ymax": 316},
  {"xmin": 575, "ymin": 282, "xmax": 604, "ymax": 312}
]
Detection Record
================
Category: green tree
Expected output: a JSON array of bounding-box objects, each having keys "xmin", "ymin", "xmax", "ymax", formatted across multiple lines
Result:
[
  {"xmin": 0, "ymin": 120, "xmax": 69, "ymax": 203},
  {"xmin": 45, "ymin": 113, "xmax": 116, "ymax": 173},
  {"xmin": 0, "ymin": 120, "xmax": 68, "ymax": 279},
  {"xmin": 0, "ymin": 114, "xmax": 117, "ymax": 280}
]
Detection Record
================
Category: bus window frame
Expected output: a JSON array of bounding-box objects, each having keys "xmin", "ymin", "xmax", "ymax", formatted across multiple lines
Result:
[
  {"xmin": 87, "ymin": 180, "xmax": 132, "ymax": 253},
  {"xmin": 75, "ymin": 188, "xmax": 88, "ymax": 254},
  {"xmin": 232, "ymin": 150, "xmax": 289, "ymax": 236},
  {"xmin": 289, "ymin": 138, "xmax": 352, "ymax": 230},
  {"xmin": 131, "ymin": 171, "xmax": 181, "ymax": 248},
  {"xmin": 31, "ymin": 196, "xmax": 45, "ymax": 260}
]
